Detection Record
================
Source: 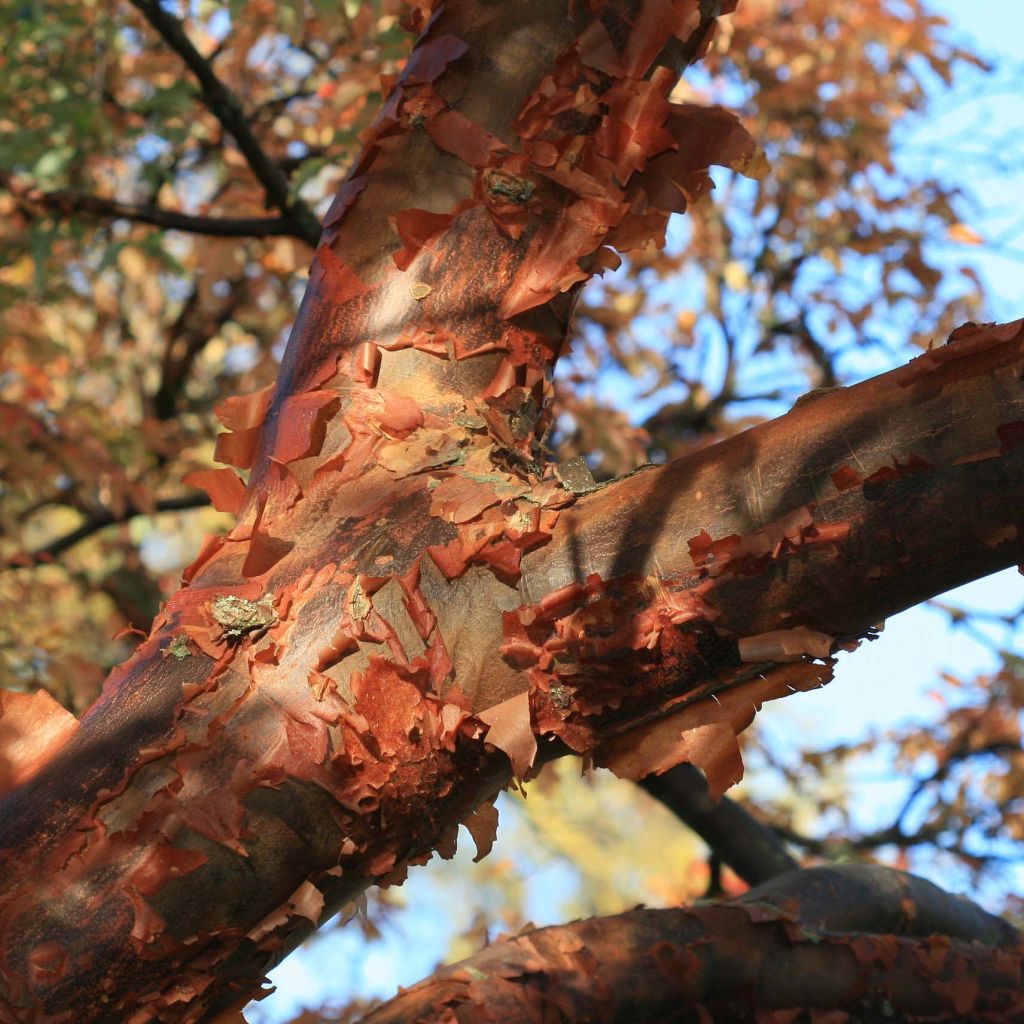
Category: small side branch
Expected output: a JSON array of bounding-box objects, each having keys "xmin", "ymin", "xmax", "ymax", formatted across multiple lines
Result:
[
  {"xmin": 640, "ymin": 765, "xmax": 800, "ymax": 884},
  {"xmin": 1, "ymin": 174, "xmax": 306, "ymax": 239},
  {"xmin": 152, "ymin": 276, "xmax": 248, "ymax": 420},
  {"xmin": 768, "ymin": 737, "xmax": 1022, "ymax": 863},
  {"xmin": 5, "ymin": 494, "xmax": 211, "ymax": 571},
  {"xmin": 128, "ymin": 0, "xmax": 321, "ymax": 247}
]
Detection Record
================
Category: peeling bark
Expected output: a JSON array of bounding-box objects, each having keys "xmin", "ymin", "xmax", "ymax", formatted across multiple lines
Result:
[
  {"xmin": 0, "ymin": 2, "xmax": 1022, "ymax": 1022},
  {"xmin": 358, "ymin": 865, "xmax": 1024, "ymax": 1024}
]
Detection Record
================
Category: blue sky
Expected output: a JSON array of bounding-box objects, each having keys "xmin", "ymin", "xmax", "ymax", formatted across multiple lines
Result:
[
  {"xmin": 903, "ymin": 0, "xmax": 1024, "ymax": 324},
  {"xmin": 248, "ymin": 4, "xmax": 1024, "ymax": 1020},
  {"xmin": 799, "ymin": 1, "xmax": 1024, "ymax": 749}
]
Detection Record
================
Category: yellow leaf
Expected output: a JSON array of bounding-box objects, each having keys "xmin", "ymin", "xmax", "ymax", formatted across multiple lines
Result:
[
  {"xmin": 789, "ymin": 53, "xmax": 815, "ymax": 76},
  {"xmin": 117, "ymin": 246, "xmax": 147, "ymax": 283},
  {"xmin": 948, "ymin": 223, "xmax": 984, "ymax": 246},
  {"xmin": 723, "ymin": 260, "xmax": 749, "ymax": 292}
]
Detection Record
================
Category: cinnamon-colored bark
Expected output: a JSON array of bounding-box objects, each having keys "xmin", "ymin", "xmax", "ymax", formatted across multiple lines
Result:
[
  {"xmin": 358, "ymin": 865, "xmax": 1024, "ymax": 1024},
  {"xmin": 0, "ymin": 2, "xmax": 1022, "ymax": 1022}
]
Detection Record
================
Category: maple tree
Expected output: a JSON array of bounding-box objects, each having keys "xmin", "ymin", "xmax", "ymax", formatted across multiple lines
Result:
[{"xmin": 1, "ymin": 1, "xmax": 1023, "ymax": 1022}]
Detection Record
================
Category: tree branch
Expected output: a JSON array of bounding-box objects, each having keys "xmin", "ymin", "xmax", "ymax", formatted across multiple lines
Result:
[
  {"xmin": 770, "ymin": 739, "xmax": 1024, "ymax": 859},
  {"xmin": 4, "ymin": 493, "xmax": 212, "ymax": 571},
  {"xmin": 357, "ymin": 865, "xmax": 1022, "ymax": 1024},
  {"xmin": 152, "ymin": 276, "xmax": 249, "ymax": 420},
  {"xmin": 523, "ymin": 320, "xmax": 1024, "ymax": 666},
  {"xmin": 0, "ymin": 173, "xmax": 308, "ymax": 239},
  {"xmin": 127, "ymin": 0, "xmax": 321, "ymax": 247},
  {"xmin": 640, "ymin": 765, "xmax": 800, "ymax": 885}
]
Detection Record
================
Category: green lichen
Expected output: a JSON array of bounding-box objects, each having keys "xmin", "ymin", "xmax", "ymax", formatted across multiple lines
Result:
[
  {"xmin": 486, "ymin": 173, "xmax": 535, "ymax": 204},
  {"xmin": 167, "ymin": 634, "xmax": 191, "ymax": 660},
  {"xmin": 548, "ymin": 683, "xmax": 573, "ymax": 709},
  {"xmin": 348, "ymin": 580, "xmax": 371, "ymax": 621},
  {"xmin": 508, "ymin": 507, "xmax": 535, "ymax": 533},
  {"xmin": 454, "ymin": 411, "xmax": 487, "ymax": 430},
  {"xmin": 555, "ymin": 455, "xmax": 598, "ymax": 494},
  {"xmin": 211, "ymin": 594, "xmax": 277, "ymax": 640}
]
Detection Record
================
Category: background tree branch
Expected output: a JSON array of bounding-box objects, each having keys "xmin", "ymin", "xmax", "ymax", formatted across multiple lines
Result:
[
  {"xmin": 0, "ymin": 172, "xmax": 308, "ymax": 239},
  {"xmin": 4, "ymin": 493, "xmax": 211, "ymax": 571},
  {"xmin": 128, "ymin": 0, "xmax": 322, "ymax": 247},
  {"xmin": 640, "ymin": 765, "xmax": 800, "ymax": 885}
]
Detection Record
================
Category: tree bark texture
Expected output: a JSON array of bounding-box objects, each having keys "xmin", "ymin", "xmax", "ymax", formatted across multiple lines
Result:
[
  {"xmin": 358, "ymin": 864, "xmax": 1024, "ymax": 1024},
  {"xmin": 1, "ymin": 2, "xmax": 1023, "ymax": 1021}
]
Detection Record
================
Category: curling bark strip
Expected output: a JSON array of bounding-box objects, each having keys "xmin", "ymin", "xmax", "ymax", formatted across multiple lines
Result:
[{"xmin": 0, "ymin": 1, "xmax": 1022, "ymax": 1021}]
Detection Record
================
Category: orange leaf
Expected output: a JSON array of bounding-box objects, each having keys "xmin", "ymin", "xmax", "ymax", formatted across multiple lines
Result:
[{"xmin": 948, "ymin": 223, "xmax": 984, "ymax": 246}]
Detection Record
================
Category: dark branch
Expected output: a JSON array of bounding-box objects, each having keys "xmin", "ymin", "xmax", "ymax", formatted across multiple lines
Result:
[
  {"xmin": 1, "ymin": 176, "xmax": 307, "ymax": 239},
  {"xmin": 128, "ymin": 0, "xmax": 321, "ymax": 247},
  {"xmin": 152, "ymin": 276, "xmax": 248, "ymax": 420},
  {"xmin": 769, "ymin": 739, "xmax": 1023, "ymax": 859},
  {"xmin": 640, "ymin": 765, "xmax": 800, "ymax": 885},
  {"xmin": 5, "ymin": 493, "xmax": 212, "ymax": 571},
  {"xmin": 771, "ymin": 819, "xmax": 922, "ymax": 856},
  {"xmin": 764, "ymin": 312, "xmax": 839, "ymax": 388}
]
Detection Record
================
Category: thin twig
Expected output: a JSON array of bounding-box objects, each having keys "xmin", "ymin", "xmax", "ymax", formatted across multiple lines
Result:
[
  {"xmin": 152, "ymin": 276, "xmax": 248, "ymax": 420},
  {"xmin": 2, "ymin": 176, "xmax": 306, "ymax": 239},
  {"xmin": 6, "ymin": 493, "xmax": 212, "ymax": 571},
  {"xmin": 770, "ymin": 737, "xmax": 1022, "ymax": 860}
]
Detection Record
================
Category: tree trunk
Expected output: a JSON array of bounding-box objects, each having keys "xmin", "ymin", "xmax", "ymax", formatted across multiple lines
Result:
[{"xmin": 1, "ymin": 2, "xmax": 1022, "ymax": 1021}]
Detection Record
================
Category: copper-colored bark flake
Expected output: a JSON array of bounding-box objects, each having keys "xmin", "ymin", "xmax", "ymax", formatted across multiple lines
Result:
[
  {"xmin": 463, "ymin": 801, "xmax": 500, "ymax": 862},
  {"xmin": 737, "ymin": 626, "xmax": 834, "ymax": 663},
  {"xmin": 181, "ymin": 468, "xmax": 247, "ymax": 515},
  {"xmin": 478, "ymin": 691, "xmax": 537, "ymax": 779},
  {"xmin": 596, "ymin": 662, "xmax": 833, "ymax": 799},
  {"xmin": 0, "ymin": 689, "xmax": 80, "ymax": 797}
]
